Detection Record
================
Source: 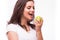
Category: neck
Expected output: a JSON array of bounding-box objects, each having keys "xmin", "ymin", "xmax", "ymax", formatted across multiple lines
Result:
[
  {"xmin": 21, "ymin": 17, "xmax": 28, "ymax": 26},
  {"xmin": 20, "ymin": 17, "xmax": 30, "ymax": 31}
]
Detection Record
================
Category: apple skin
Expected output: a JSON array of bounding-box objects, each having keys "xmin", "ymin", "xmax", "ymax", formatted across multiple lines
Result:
[{"xmin": 35, "ymin": 16, "xmax": 43, "ymax": 22}]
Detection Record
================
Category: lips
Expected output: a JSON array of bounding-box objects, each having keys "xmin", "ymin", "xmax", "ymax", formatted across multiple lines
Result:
[
  {"xmin": 29, "ymin": 13, "xmax": 33, "ymax": 16},
  {"xmin": 29, "ymin": 13, "xmax": 34, "ymax": 17}
]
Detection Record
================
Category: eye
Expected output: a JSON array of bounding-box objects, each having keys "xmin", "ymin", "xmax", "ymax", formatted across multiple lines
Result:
[
  {"xmin": 27, "ymin": 6, "xmax": 35, "ymax": 10},
  {"xmin": 27, "ymin": 6, "xmax": 31, "ymax": 9}
]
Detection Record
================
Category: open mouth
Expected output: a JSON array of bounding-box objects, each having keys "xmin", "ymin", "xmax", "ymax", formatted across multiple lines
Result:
[{"xmin": 29, "ymin": 13, "xmax": 34, "ymax": 17}]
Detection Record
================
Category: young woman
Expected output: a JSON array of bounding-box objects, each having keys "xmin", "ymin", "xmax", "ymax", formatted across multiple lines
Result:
[{"xmin": 7, "ymin": 0, "xmax": 43, "ymax": 40}]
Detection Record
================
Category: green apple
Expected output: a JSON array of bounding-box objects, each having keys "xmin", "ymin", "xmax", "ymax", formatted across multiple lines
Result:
[{"xmin": 35, "ymin": 16, "xmax": 43, "ymax": 22}]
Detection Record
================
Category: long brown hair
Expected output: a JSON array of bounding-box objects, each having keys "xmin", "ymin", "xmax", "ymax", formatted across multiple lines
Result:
[{"xmin": 8, "ymin": 0, "xmax": 35, "ymax": 29}]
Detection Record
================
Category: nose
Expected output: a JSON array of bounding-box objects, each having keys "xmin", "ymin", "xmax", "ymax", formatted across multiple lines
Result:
[
  {"xmin": 31, "ymin": 8, "xmax": 34, "ymax": 11},
  {"xmin": 31, "ymin": 8, "xmax": 34, "ymax": 13}
]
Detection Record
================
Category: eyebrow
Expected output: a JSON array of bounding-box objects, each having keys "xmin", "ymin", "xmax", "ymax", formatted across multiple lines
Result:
[{"xmin": 27, "ymin": 6, "xmax": 34, "ymax": 7}]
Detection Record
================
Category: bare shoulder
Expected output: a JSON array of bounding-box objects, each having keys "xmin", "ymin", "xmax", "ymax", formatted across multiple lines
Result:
[{"xmin": 7, "ymin": 31, "xmax": 18, "ymax": 40}]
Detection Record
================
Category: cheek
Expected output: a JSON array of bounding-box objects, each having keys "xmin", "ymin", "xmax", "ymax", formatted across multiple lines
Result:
[{"xmin": 23, "ymin": 8, "xmax": 29, "ymax": 16}]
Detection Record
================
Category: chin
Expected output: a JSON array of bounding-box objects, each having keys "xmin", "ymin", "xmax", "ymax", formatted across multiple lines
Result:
[
  {"xmin": 28, "ymin": 16, "xmax": 34, "ymax": 21},
  {"xmin": 29, "ymin": 18, "xmax": 34, "ymax": 22}
]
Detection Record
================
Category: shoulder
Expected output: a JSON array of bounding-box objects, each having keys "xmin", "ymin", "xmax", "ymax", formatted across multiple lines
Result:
[
  {"xmin": 6, "ymin": 24, "xmax": 19, "ymax": 33},
  {"xmin": 7, "ymin": 24, "xmax": 18, "ymax": 27}
]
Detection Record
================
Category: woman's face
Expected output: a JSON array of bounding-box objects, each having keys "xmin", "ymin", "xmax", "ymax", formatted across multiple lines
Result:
[{"xmin": 22, "ymin": 1, "xmax": 34, "ymax": 21}]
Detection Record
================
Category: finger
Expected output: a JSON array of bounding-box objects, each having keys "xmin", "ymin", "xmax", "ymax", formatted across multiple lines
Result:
[
  {"xmin": 34, "ymin": 20, "xmax": 38, "ymax": 24},
  {"xmin": 34, "ymin": 19, "xmax": 40, "ymax": 23}
]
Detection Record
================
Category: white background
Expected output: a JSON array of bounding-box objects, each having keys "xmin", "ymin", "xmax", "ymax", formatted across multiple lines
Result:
[{"xmin": 0, "ymin": 0, "xmax": 57, "ymax": 40}]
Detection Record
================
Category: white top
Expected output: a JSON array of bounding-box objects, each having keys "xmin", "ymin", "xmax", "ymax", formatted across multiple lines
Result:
[{"xmin": 6, "ymin": 24, "xmax": 37, "ymax": 40}]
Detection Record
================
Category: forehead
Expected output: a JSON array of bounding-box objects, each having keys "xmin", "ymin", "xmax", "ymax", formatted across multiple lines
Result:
[{"xmin": 25, "ymin": 1, "xmax": 34, "ymax": 7}]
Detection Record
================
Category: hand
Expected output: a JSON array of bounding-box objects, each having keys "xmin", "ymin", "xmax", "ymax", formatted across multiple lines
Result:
[{"xmin": 34, "ymin": 19, "xmax": 43, "ymax": 31}]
